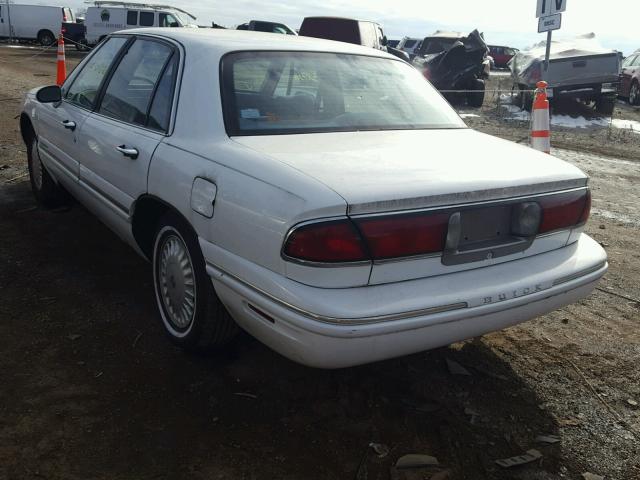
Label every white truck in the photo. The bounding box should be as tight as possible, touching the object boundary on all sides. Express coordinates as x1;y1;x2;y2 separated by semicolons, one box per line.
85;1;197;45
0;4;75;45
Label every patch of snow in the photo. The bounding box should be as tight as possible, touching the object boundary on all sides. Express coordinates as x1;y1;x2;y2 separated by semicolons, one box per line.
459;113;480;118
550;115;609;129
611;118;640;133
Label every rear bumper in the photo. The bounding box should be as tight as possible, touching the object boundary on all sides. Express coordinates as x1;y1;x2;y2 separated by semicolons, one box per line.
202;234;607;368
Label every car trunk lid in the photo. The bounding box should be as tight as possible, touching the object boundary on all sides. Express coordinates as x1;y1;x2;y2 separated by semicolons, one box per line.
233;128;587;216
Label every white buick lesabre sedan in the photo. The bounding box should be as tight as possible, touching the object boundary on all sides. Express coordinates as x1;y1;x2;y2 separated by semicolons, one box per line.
20;29;607;368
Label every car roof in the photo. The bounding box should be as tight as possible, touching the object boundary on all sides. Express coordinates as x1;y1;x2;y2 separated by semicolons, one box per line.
117;27;393;57
428;31;464;39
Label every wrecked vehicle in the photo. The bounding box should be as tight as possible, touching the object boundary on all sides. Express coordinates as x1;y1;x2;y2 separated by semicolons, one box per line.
299;16;410;62
510;33;620;114
412;30;490;108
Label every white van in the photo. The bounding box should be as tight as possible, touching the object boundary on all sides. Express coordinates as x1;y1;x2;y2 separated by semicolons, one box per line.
85;1;197;45
0;4;74;45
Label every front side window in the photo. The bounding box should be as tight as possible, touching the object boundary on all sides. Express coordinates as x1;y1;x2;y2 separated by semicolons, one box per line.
126;10;138;26
222;52;465;136
65;37;128;109
159;12;179;27
98;39;173;127
139;11;154;26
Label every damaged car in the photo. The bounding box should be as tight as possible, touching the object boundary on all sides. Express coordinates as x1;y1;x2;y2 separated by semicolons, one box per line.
412;30;491;108
21;29;606;368
510;33;620;114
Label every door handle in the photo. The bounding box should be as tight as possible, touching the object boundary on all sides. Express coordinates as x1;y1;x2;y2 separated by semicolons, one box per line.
62;120;76;131
116;145;139;159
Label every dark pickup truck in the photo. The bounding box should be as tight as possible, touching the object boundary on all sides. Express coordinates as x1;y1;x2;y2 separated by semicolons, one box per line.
61;21;87;50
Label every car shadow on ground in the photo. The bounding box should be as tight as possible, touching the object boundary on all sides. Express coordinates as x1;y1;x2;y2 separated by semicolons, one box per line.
0;182;563;480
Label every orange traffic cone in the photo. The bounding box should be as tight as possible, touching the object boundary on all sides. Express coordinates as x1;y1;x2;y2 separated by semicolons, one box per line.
531;81;551;154
56;34;67;86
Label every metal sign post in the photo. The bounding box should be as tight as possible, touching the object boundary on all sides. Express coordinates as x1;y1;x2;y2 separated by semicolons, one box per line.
536;0;567;78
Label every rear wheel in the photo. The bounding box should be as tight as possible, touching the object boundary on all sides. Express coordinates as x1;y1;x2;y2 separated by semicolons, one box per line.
595;96;615;115
27;136;65;207
629;82;639;106
466;79;485;108
152;212;239;351
37;30;55;46
518;85;533;111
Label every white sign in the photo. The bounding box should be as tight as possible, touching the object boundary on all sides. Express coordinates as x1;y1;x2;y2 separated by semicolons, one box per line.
538;13;562;33
536;0;567;18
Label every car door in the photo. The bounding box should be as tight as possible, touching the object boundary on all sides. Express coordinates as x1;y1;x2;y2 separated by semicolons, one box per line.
36;37;128;189
77;36;177;224
620;55;637;96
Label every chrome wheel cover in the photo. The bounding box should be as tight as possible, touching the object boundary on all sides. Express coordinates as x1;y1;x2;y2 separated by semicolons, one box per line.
31;140;43;190
157;232;196;331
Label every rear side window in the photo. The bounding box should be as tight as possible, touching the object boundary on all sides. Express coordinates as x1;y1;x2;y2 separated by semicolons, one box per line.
147;55;178;131
98;39;173;127
139;11;154;26
404;39;417;48
65;37;128;109
127;10;138;26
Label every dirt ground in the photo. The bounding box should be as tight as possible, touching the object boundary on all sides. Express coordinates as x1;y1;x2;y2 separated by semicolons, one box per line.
0;45;639;480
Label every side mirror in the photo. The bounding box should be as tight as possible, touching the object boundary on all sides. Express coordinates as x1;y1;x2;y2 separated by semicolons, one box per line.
381;35;388;47
36;85;62;103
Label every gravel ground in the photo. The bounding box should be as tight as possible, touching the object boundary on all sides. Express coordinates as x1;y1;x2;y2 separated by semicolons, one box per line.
0;45;639;480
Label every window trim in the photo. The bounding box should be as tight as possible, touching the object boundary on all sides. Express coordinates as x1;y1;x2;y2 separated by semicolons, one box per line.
219;49;466;138
92;35;179;134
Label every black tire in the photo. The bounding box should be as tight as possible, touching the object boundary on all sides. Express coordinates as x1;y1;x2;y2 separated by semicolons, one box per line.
595;96;615;116
37;30;55;46
518;85;533;112
629;81;640;106
27;136;64;207
152;212;239;351
466;79;485;108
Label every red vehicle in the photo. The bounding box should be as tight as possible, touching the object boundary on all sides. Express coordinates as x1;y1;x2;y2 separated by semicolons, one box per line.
488;45;518;69
619;50;640;105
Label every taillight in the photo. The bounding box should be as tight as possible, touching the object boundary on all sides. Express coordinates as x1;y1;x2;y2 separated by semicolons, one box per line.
354;213;449;260
538;190;591;234
61;26;67;34
423;67;431;80
283;220;368;263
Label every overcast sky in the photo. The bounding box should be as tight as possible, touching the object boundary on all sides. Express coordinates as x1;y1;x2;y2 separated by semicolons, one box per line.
61;0;638;55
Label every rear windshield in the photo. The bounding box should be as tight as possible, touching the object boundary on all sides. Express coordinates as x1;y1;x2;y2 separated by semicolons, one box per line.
299;18;360;44
221;51;465;136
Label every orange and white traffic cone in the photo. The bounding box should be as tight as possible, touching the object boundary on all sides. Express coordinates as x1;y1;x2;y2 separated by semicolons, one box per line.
531;81;551;154
56;34;67;86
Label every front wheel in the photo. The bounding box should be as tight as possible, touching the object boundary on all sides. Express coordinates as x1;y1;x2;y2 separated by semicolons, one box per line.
27;136;65;206
152;213;239;351
595;96;615;116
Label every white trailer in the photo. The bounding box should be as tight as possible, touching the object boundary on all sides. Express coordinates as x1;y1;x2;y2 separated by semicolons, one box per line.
0;4;74;45
85;1;197;45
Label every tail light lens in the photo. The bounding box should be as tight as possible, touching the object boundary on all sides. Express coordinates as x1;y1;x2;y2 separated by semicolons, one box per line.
283;213;449;263
283;220;368;263
538;189;591;234
354;213;449;260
